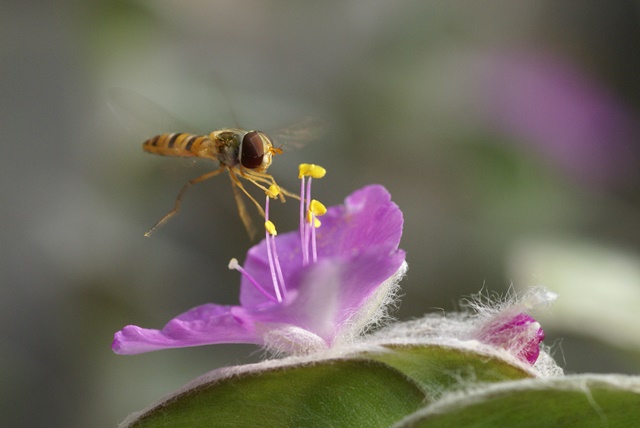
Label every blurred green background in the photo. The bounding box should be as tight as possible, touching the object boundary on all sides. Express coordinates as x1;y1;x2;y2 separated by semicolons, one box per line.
3;1;640;426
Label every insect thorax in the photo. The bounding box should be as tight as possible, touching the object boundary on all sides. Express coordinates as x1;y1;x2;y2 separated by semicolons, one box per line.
212;130;242;168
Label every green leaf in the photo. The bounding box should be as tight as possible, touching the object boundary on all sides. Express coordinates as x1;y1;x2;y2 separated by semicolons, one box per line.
393;374;640;427
121;358;426;428
364;343;534;401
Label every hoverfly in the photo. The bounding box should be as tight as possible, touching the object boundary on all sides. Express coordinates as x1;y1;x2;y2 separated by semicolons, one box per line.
108;88;320;239
142;127;297;239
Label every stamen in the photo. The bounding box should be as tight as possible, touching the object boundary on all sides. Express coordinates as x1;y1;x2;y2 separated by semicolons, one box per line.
265;220;277;235
306;213;322;227
266;184;280;199
309;199;327;216
226;165;327;305
311;212;318;263
228;258;277;303
266;220;287;297
264;192;287;296
298;163;327;179
308;199;326;263
303;176;313;265
299;176;306;263
264;195;283;302
297;164;327;267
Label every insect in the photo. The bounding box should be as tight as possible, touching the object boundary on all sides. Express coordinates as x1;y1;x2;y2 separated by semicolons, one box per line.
142;127;300;239
107;87;320;238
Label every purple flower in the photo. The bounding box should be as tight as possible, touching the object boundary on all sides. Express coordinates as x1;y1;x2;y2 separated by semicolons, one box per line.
113;168;406;356
475;312;545;365
464;287;554;365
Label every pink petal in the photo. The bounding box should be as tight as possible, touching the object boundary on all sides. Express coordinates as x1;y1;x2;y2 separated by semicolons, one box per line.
477;312;545;364
239;185;403;308
112;304;263;355
249;248;406;344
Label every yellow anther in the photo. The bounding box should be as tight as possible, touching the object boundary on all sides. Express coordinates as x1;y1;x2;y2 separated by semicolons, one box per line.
309;199;327;216
266;184;280;198
265;220;277;236
298;163;327;179
306;212;322;228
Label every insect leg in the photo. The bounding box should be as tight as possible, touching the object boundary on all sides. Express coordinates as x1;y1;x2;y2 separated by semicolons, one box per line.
227;168;266;218
240;170;285;203
244;170;299;201
228;173;257;240
144;168;225;237
235;169;271;194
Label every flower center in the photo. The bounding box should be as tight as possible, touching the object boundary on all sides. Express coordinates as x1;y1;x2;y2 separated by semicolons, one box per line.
229;164;327;303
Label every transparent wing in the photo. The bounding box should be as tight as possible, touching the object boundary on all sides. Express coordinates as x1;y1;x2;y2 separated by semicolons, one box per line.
107;87;200;136
268;116;324;150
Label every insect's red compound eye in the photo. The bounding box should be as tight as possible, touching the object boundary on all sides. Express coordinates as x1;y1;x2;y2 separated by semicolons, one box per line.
240;131;265;169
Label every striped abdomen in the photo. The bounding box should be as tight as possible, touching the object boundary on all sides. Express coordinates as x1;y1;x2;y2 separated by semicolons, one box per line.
143;133;216;159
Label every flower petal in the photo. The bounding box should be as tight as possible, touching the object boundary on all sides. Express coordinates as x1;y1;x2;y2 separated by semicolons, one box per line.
317;184;404;258
239;185;403;308
239;237;303;308
113;185;407;355
477;312;545;364
112;304;263;355
249;248;406;345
